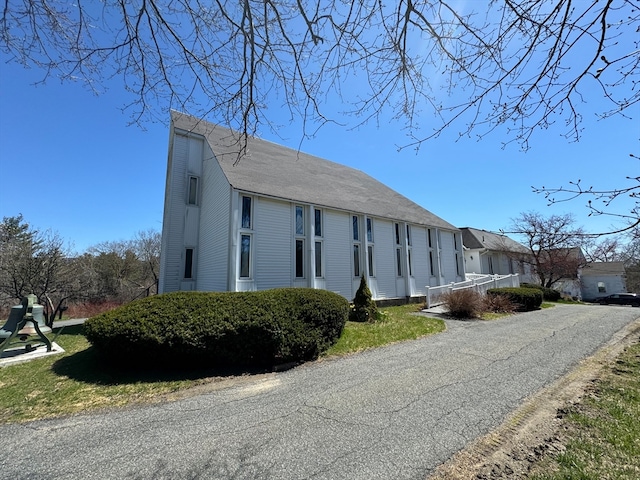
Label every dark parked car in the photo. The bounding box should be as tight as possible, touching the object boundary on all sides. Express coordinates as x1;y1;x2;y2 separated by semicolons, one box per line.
598;293;640;306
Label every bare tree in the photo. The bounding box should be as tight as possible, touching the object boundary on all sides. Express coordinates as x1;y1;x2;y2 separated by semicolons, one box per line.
2;1;637;151
583;236;623;262
507;212;588;288
132;229;161;297
0;215;79;326
86;229;161;302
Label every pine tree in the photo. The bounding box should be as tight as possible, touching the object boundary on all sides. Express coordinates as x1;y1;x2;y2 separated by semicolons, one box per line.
351;275;379;322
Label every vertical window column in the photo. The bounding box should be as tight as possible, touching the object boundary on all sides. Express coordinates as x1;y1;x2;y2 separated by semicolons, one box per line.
314;208;323;278
366;217;374;277
428;229;435;277
454;232;461;276
395;223;402;277
352;215;361;278
406;224;413;276
295;205;305;278
239;195;253;279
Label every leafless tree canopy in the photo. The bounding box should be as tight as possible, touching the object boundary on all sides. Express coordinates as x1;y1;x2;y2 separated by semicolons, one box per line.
507;211;588;287
2;0;638;148
533;155;640;236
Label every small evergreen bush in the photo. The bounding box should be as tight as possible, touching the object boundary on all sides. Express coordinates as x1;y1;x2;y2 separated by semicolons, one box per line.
439;289;483;319
487;287;542;311
83;288;349;369
351;275;379;322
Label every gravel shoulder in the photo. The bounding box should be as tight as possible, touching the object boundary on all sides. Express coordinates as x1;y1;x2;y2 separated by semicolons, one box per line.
427;314;640;480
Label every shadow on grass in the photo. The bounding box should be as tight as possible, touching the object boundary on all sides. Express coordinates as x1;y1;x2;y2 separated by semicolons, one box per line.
51;335;277;387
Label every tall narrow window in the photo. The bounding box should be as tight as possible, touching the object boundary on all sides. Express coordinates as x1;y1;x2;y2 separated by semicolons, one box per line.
240;235;251;278
395;223;400;245
241;196;252;229
353;244;361;277
315;241;322;277
487;256;494;274
184;248;194;279
455;253;460;276
353;215;361;277
428;229;433;248
367;245;374;277
408;250;413;276
396;248;402;277
366;218;373;242
429;251;435;276
296;239;304;278
296;206;304;235
352;215;359;241
406;225;411;246
188;176;198;205
314;209;322;237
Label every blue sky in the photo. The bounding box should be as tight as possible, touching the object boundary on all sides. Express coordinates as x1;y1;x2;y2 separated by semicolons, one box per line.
0;48;637;254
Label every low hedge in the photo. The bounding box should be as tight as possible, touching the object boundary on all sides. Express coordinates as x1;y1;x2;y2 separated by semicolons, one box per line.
521;283;562;301
487;287;543;311
83;288;349;369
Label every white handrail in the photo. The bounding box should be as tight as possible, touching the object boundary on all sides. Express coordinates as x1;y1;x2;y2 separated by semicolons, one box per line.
425;274;520;308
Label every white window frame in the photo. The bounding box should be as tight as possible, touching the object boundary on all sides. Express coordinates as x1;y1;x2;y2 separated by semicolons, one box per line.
238;194;254;279
183;247;195;280
187;176;199;205
239;234;252;279
353;215;362;278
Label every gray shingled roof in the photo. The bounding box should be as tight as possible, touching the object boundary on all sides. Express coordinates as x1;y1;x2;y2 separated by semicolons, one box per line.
171;112;457;230
582;261;626;276
460;227;530;254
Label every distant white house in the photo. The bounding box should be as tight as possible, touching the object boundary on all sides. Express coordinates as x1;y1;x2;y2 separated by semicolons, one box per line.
580;262;627;301
460;227;536;283
159;112;465;302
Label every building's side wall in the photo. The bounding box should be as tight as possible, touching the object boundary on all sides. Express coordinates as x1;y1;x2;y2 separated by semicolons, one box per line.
411;227;430;296
582;275;626;300
254;197;294;290
323;210;353;300
159;130;205;293
373;219;395;300
463;249;482;275
439;230;462;284
196;142;231;292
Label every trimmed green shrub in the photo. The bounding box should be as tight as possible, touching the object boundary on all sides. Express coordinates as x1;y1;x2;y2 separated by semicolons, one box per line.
439;289;484;319
83;288;349;369
487;287;543;311
521;283;562;301
351;275;379;322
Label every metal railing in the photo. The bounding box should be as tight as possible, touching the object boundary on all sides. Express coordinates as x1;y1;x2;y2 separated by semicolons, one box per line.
425;274;520;308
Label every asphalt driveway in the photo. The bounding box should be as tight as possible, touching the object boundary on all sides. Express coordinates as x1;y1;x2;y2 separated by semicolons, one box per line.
1;304;638;480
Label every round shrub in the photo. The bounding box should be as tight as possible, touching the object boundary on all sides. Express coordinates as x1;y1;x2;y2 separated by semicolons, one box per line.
521;283;562;301
439;289;483;319
83;288;349;369
487;287;543;311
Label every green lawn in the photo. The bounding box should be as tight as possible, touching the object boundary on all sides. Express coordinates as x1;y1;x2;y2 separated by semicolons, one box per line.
0;304;444;423
531;341;640;479
325;304;444;356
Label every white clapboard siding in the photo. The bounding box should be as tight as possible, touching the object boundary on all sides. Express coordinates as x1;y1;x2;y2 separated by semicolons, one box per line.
196;143;232;292
411;226;429;296
254;198;293;290
439;230;458;284
159;133;191;293
373;219;396;300
323;210;353;300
